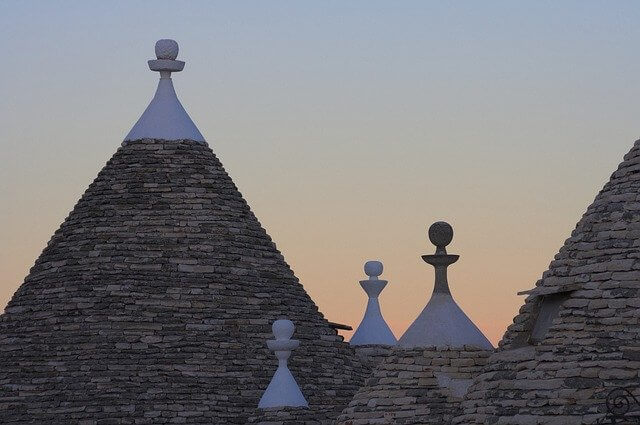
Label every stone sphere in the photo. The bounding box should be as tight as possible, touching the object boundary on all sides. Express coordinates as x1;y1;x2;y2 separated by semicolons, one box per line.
364;260;383;277
155;39;179;60
428;221;453;247
272;319;295;340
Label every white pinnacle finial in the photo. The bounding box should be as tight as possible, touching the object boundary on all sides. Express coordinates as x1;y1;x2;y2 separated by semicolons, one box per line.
123;39;205;144
258;319;308;409
349;261;397;346
148;39;184;77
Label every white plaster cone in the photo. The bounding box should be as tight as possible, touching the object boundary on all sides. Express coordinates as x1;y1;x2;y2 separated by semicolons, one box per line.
399;293;492;349
398;222;493;349
350;261;397;346
124;39;205;143
258;319;308;409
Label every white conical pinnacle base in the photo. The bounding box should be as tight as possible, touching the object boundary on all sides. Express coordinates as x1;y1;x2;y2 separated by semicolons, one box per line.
350;294;397;345
258;364;308;408
398;293;493;349
124;77;205;143
350;261;397;346
258;319;308;409
124;39;205;144
398;222;493;349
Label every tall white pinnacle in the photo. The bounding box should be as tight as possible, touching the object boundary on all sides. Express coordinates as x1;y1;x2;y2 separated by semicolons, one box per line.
124;39;205;144
258;319;308;409
349;261;397;346
398;222;493;349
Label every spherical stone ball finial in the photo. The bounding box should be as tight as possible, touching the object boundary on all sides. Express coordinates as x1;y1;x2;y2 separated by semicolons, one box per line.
272;319;295;340
428;221;454;248
155;39;179;60
364;260;383;278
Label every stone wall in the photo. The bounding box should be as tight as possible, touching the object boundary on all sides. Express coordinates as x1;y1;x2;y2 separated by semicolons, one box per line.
248;407;335;425
352;344;395;369
337;346;491;425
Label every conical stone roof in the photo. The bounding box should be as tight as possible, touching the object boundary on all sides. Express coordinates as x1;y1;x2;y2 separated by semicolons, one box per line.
455;138;640;424
0;41;367;424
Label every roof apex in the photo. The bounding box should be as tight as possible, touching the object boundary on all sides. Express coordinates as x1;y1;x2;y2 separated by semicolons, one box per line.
124;39;205;144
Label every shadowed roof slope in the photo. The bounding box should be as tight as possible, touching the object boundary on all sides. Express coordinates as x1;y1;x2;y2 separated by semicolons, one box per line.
455;138;640;424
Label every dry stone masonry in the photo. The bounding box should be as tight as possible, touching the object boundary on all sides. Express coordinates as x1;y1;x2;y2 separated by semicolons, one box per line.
248;406;336;425
455;138;640;424
337;346;491;424
352;344;397;370
0;40;369;424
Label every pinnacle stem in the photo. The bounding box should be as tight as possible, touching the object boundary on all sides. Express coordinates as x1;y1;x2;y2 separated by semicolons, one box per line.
433;264;451;295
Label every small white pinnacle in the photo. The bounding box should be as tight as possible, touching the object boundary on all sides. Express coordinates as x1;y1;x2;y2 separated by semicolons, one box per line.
258;319;308;409
364;260;383;280
123;39;205;143
350;261;397;346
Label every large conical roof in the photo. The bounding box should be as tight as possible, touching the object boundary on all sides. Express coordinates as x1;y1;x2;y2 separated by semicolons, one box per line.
456;138;640;424
0;41;367;424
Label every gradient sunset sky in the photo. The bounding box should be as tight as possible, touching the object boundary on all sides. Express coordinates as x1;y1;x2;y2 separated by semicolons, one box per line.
2;1;640;345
